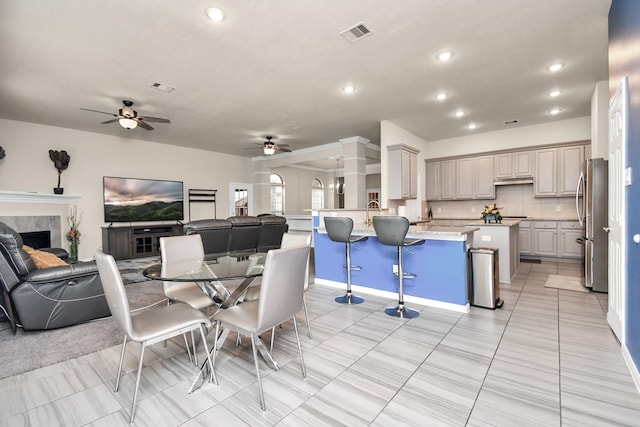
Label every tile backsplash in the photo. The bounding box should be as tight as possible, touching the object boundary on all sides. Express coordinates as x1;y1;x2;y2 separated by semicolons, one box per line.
426;185;578;220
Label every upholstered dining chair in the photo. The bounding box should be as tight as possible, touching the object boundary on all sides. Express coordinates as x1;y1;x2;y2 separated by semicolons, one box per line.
94;249;216;423
277;233;312;339
211;244;310;411
160;234;218;364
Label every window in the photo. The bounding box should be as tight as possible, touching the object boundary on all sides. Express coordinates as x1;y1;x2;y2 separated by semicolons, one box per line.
270;173;284;215
312;178;324;210
234;188;249;216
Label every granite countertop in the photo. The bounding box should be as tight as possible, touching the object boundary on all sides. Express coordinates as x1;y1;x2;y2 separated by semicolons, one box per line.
317;224;478;240
464;219;523;227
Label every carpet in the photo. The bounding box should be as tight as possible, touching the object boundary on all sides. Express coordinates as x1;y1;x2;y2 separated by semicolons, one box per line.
0;257;166;380
544;274;589;293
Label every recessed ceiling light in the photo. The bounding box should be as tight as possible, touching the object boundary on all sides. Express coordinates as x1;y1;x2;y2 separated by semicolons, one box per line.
205;8;225;21
436;92;448;101
454;110;465;118
468;123;477;130
437;51;453;61
548;63;563;72
343;85;355;94
549;90;561;97
550;108;562;115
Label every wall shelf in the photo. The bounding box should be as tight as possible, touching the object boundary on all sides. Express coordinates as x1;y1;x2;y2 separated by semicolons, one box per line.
0;190;81;204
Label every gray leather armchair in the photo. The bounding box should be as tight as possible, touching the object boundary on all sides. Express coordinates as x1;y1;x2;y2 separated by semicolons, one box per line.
0;222;110;332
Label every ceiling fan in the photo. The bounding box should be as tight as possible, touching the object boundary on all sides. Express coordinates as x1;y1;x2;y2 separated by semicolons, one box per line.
245;136;291;156
80;100;171;130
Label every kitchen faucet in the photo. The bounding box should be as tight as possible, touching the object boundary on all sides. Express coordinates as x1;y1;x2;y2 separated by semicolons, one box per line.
366;200;381;225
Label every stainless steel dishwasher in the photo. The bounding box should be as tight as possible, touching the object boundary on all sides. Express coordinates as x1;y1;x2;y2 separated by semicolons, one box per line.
469;247;503;309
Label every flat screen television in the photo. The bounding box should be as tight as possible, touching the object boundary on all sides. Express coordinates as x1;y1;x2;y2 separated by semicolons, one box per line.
103;176;184;223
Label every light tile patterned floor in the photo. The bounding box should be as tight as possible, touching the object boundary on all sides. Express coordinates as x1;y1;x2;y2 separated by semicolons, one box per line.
1;261;639;426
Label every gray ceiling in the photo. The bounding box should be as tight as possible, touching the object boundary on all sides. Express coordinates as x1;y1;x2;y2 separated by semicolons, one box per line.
0;0;610;163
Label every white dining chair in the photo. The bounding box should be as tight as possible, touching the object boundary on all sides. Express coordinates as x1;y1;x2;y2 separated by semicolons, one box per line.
95;249;216;423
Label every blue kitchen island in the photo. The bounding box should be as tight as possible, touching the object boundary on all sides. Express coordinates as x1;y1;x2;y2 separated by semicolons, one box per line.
313;212;478;313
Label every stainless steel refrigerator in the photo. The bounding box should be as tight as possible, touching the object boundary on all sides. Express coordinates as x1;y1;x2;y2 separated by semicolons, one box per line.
576;158;608;292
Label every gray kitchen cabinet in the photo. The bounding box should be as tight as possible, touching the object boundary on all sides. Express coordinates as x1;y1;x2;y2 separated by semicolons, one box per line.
534;149;558;196
558;221;585;258
518;220;532;255
534;145;585;197
456;158;474;199
495;151;533;179
425;161;441;200
440;160;456;199
533;221;558;256
388;144;419;199
475;155;496;199
558;145;585;196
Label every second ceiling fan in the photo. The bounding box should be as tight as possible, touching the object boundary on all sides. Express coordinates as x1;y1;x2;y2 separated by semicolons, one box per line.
246;136;291;156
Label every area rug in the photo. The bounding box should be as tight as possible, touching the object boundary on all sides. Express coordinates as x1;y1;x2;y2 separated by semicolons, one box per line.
0;270;167;380
544;274;589;293
117;255;160;285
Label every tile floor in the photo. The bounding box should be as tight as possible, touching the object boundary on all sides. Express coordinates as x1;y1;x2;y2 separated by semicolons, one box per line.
1;261;640;426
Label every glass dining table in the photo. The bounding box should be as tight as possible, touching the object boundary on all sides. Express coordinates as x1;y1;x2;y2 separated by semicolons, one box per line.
143;252;274;393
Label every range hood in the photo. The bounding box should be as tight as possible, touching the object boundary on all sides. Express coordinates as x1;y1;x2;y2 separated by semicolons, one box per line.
493;177;534;186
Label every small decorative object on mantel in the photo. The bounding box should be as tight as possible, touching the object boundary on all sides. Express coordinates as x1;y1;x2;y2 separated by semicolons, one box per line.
66;205;81;261
482;203;503;223
49;149;70;194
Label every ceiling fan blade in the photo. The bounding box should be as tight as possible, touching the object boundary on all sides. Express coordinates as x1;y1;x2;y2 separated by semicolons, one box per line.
276;146;292;153
101;118;120;124
244;146;262;149
137;120;154;130
276;143;290;148
140;116;171;123
80;107;116;116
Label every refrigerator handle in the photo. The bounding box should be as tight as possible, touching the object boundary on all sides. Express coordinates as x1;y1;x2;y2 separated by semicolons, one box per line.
576;171;585;227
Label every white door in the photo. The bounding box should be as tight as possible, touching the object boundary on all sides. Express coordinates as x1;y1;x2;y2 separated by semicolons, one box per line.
607;77;628;342
229;183;253;217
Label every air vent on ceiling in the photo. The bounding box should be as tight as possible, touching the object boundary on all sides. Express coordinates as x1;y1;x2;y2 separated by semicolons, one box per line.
340;22;372;43
151;82;175;93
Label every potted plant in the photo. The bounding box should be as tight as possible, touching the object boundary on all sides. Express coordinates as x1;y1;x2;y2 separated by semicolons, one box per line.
49;150;70;194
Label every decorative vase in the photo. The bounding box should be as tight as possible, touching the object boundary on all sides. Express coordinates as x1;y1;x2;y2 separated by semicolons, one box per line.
54;187;64;195
69;240;78;261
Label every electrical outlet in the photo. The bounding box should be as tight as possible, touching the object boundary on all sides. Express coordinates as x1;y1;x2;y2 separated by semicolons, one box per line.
556;205;561;212
471;207;476;213
393;264;398;274
437;208;442;213
482;235;491;242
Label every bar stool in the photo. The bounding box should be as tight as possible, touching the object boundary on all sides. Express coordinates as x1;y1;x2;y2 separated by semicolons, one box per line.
324;217;368;304
373;216;425;318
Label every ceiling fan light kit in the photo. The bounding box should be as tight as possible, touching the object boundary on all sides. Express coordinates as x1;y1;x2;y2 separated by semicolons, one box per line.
119;118;138;130
263;143;276;156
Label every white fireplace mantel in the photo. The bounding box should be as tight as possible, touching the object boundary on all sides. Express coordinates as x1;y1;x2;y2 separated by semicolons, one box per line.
0;190;81;204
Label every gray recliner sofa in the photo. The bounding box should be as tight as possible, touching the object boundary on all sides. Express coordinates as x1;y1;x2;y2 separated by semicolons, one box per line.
0;222;111;332
184;214;288;259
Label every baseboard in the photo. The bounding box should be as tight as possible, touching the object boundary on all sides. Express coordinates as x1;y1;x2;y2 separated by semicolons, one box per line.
622;344;640;395
315;278;470;313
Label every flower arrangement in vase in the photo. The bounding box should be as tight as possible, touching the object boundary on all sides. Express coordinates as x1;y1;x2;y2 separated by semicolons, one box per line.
66;205;81;260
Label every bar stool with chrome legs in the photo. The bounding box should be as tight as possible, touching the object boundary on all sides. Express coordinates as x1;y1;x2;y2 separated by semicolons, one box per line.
373;216;425;318
324;216;368;304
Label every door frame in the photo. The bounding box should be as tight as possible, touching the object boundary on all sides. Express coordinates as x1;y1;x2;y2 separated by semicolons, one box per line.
229;183;254;217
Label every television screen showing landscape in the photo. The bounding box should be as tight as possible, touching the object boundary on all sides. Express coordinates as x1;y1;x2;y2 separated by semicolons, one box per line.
103;176;184;222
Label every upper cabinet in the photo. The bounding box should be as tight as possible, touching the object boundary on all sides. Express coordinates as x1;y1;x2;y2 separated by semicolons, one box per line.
426;156;494;201
534;145;585;197
494;151;533;179
388;144;419;199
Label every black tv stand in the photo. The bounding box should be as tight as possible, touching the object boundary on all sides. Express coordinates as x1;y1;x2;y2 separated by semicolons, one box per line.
102;224;183;260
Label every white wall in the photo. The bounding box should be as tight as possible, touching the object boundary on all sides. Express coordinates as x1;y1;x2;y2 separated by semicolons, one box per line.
380;121;429;209
425;116;591;158
591;80;609;159
0;118;254;259
271;166;333;214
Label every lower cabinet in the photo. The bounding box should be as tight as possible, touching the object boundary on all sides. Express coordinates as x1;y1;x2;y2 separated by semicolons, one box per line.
519;220;584;260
